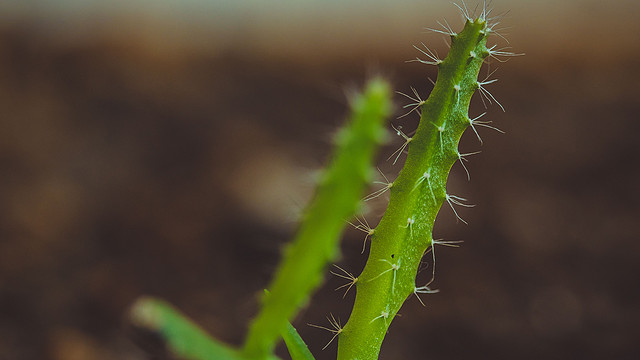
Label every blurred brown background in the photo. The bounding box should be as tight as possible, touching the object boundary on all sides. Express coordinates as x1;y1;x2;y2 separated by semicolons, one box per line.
1;0;639;359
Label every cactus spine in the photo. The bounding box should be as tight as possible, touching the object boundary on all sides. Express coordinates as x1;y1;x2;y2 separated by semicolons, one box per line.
337;14;500;360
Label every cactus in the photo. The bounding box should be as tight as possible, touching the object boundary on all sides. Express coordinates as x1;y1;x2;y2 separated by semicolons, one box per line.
130;78;392;360
335;5;517;359
130;3;518;360
242;78;391;359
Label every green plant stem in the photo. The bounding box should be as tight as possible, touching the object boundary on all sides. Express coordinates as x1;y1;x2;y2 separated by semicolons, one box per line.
242;78;392;359
337;18;491;360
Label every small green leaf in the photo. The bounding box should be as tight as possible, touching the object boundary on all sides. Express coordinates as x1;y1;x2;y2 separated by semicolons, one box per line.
130;297;279;360
282;322;315;360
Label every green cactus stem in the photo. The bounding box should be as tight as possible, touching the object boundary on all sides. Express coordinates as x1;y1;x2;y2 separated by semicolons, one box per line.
337;13;502;360
242;78;392;359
